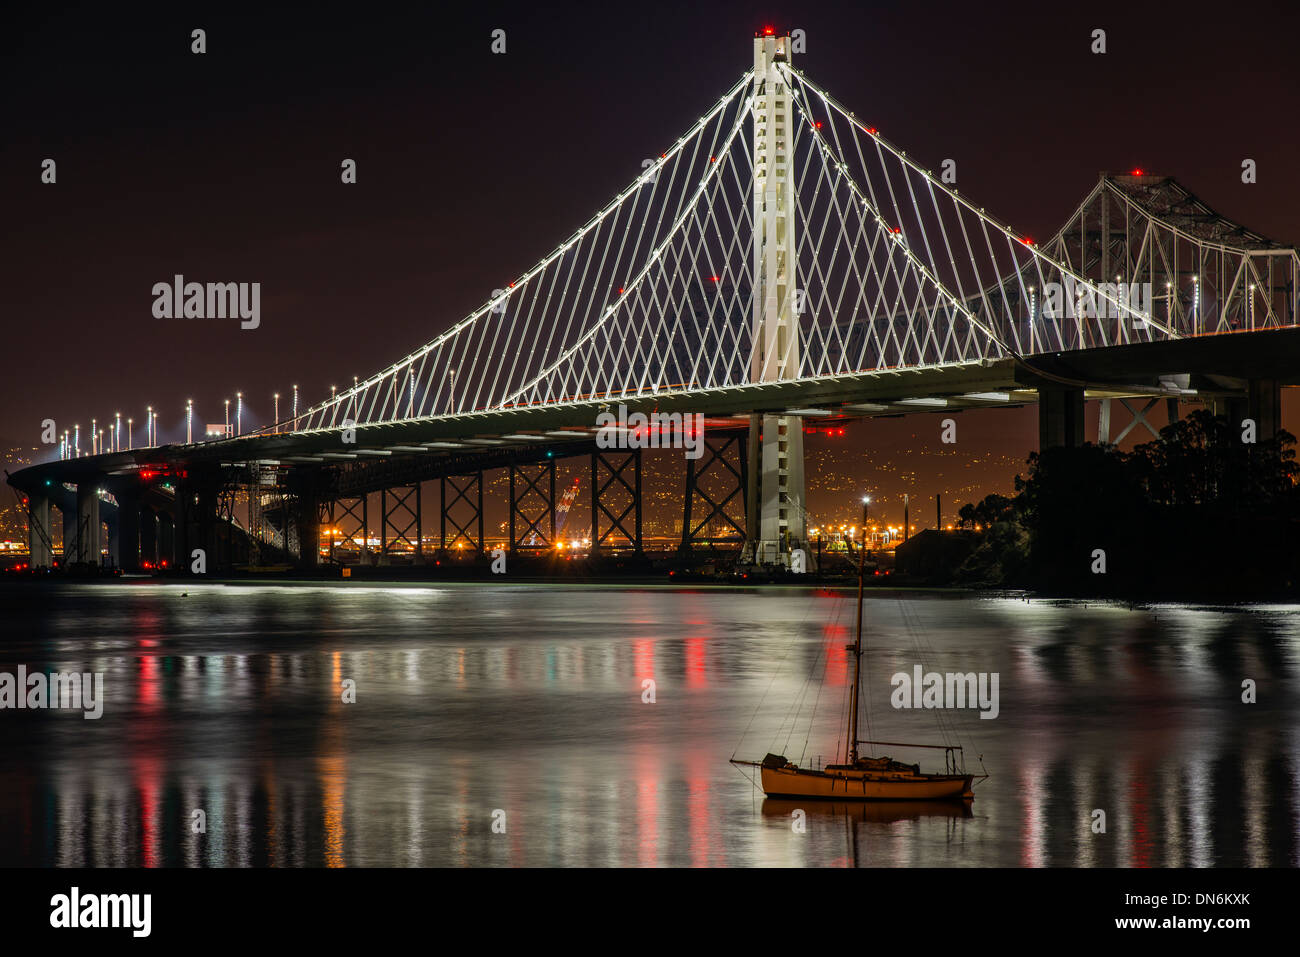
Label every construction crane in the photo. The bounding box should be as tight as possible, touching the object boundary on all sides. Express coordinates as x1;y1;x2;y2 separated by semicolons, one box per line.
527;477;581;546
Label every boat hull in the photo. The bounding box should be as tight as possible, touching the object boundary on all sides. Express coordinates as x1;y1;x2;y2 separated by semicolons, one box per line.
761;798;973;822
761;765;973;801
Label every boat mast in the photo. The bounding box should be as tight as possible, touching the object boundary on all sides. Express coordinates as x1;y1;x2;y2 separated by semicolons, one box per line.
847;495;869;765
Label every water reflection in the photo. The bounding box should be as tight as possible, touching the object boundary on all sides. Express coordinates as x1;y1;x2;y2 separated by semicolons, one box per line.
0;585;1298;866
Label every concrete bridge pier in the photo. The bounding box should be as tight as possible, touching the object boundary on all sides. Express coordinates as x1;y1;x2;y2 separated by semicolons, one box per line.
286;467;324;570
195;484;218;574
61;503;78;561
26;493;54;568
296;494;321;570
172;474;219;573
157;511;173;568
1232;378;1282;443
1038;386;1086;449
1205;378;1281;444
140;505;159;568
110;485;141;571
75;482;103;565
171;477;191;569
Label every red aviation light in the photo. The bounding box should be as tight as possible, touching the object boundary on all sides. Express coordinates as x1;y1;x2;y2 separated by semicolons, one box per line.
1021;236;1035;246
763;25;775;36
1131;167;1144;176
866;127;878;135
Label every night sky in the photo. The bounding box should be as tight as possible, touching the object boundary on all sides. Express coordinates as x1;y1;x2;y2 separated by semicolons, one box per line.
3;1;1297;490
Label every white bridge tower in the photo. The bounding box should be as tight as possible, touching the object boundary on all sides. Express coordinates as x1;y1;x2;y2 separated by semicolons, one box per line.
746;29;807;567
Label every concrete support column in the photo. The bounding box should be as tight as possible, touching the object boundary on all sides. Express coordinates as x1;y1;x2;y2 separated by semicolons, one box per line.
1038;386;1086;450
158;512;174;569
1248;378;1281;442
140;506;159;569
106;505;120;569
113;486;141;572
196;484;218;574
75;482;103;565
62;504;78;562
27;494;54;568
171;479;190;569
296;494;320;570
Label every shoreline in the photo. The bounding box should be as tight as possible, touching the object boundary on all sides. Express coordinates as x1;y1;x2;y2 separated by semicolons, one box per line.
1;575;1295;608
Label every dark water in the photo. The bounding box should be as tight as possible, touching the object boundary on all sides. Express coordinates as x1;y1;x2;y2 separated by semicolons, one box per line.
1;582;1297;867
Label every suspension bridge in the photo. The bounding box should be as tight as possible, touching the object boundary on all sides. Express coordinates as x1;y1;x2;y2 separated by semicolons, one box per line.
11;29;1300;573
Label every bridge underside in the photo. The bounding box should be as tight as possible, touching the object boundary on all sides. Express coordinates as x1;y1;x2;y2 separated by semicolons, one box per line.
18;327;1297;487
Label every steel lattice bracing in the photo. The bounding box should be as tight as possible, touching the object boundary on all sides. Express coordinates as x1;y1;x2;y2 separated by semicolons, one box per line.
1044;173;1300;336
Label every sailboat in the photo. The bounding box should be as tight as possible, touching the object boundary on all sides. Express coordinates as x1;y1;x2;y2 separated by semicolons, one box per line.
732;495;986;802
